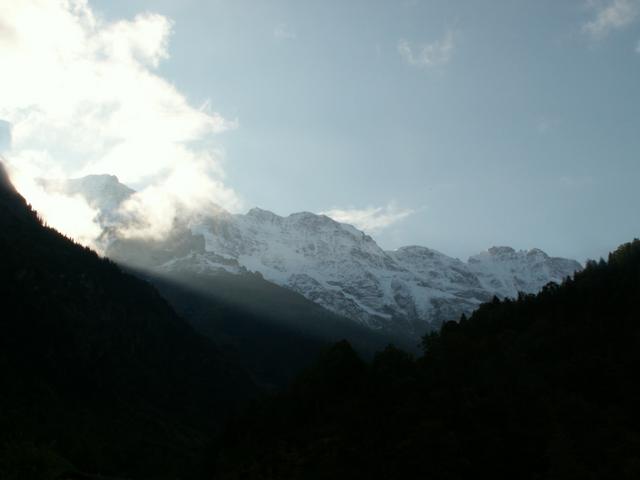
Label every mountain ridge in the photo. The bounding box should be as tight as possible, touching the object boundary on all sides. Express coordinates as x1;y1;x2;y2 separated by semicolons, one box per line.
37;173;582;338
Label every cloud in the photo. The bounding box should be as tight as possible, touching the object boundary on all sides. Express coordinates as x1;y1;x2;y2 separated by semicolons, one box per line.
8;167;102;246
398;30;455;68
321;203;414;233
117;159;241;240
274;23;296;40
0;0;241;248
583;0;639;38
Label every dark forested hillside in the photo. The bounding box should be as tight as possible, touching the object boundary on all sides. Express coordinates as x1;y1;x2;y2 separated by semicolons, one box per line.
0;164;256;479
214;239;640;480
141;270;398;388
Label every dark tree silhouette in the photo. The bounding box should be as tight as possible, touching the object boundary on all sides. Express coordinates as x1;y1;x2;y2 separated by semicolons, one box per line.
214;239;640;480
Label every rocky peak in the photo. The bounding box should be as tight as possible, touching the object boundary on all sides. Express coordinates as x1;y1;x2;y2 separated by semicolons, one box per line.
487;246;517;257
527;248;549;259
246;207;281;223
392;245;448;260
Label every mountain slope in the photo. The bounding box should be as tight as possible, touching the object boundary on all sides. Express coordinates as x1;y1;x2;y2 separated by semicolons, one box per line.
143;269;405;388
0;164;256;479
44;174;581;338
31;173;400;388
214;239;640;480
109;205;581;338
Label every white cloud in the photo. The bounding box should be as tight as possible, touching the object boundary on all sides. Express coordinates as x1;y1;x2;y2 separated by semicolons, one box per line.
0;0;241;248
117;158;241;240
398;30;455;68
274;23;296;40
8;164;103;245
321;203;414;233
583;0;639;38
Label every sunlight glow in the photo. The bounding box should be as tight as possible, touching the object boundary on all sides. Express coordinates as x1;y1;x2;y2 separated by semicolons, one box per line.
0;0;241;247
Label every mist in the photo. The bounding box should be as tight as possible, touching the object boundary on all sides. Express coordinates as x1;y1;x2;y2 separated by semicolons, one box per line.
0;0;241;249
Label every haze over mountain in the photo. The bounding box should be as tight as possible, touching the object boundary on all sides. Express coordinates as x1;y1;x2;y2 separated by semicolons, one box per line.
47;174;581;339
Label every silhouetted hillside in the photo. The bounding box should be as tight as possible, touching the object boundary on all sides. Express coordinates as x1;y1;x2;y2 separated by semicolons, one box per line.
214;239;640;480
0;164;256;479
140;270;400;388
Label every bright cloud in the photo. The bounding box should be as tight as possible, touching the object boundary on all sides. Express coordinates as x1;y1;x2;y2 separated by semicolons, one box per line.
583;0;639;38
398;30;455;68
0;0;241;248
321;203;414;233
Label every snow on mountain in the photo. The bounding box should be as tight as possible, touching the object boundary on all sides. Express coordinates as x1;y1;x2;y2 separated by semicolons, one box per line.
54;175;582;338
468;246;582;299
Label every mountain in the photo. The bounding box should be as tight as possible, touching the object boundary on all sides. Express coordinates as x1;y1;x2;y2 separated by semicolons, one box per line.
0;164;256;479
45;174;581;338
466;246;584;298
39;174;134;212
39;174;135;227
213;239;640;480
142;269;403;388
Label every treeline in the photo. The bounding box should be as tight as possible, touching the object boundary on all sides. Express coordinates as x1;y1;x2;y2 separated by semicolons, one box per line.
213;240;640;480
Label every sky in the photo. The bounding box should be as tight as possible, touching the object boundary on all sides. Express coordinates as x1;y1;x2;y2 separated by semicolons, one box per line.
1;0;639;261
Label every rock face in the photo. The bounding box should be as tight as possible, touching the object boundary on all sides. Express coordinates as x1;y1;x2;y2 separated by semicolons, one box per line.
51;175;583;338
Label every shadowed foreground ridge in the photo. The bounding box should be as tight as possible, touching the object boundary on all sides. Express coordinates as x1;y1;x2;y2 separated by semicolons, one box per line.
215;239;640;480
0;163;256;479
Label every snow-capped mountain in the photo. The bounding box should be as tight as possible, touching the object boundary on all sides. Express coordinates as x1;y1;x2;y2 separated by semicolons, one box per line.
467;246;583;299
48;174;582;338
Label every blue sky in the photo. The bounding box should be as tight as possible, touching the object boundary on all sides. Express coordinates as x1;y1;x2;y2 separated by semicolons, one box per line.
2;0;639;261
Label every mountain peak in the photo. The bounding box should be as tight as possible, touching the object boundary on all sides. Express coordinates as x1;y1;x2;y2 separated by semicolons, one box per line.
75;173;123;187
395;245;444;256
287;211;342;229
247;207;280;221
527;247;549;259
288;211;323;220
38;174;134;215
487;246;516;256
